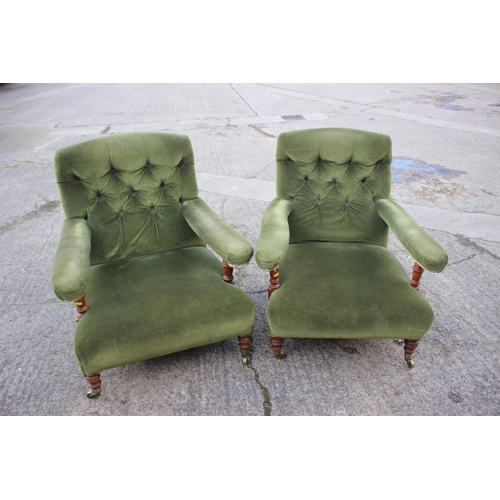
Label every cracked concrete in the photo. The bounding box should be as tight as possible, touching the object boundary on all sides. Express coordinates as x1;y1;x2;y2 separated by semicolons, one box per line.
1;83;499;416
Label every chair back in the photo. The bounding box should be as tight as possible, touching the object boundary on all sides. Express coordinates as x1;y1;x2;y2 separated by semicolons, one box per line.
276;128;392;246
55;133;203;265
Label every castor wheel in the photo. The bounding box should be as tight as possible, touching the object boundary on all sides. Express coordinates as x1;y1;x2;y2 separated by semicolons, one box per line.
406;359;415;368
87;388;101;398
273;350;287;359
240;348;250;365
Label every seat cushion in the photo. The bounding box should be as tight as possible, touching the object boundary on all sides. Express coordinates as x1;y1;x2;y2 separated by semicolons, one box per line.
74;246;255;375
267;242;434;341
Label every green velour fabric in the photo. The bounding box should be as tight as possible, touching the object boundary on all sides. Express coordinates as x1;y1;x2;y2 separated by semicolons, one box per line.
276;128;392;247
376;199;448;272
52;218;91;302
267;242;434;340
55;132;204;265
52;132;256;378
182;198;253;267
74;247;255;376
255;198;293;270
257;127;447;343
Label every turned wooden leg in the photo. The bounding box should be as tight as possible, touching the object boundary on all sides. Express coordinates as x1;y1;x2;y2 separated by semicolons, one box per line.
410;262;424;290
270;337;287;359
74;295;88;322
238;335;252;365
85;374;101;398
223;262;251;365
222;260;234;284
404;339;419;368
268;266;281;298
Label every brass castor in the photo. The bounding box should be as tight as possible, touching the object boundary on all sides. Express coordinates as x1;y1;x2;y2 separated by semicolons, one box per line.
273;350;287;359
406;358;415;368
241;348;250;365
87;387;101;398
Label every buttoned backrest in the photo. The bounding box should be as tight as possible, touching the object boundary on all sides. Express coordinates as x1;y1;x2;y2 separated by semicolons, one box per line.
276;128;392;246
55;133;204;265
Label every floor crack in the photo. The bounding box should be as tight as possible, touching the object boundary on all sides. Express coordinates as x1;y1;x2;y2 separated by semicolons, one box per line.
449;253;480;266
456;234;500;261
248;124;277;139
230;84;259;116
246;355;272;416
0;200;60;236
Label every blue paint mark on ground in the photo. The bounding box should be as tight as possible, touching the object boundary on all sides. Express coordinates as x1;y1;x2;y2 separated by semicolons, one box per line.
392;157;462;181
434;92;473;111
437;104;473;111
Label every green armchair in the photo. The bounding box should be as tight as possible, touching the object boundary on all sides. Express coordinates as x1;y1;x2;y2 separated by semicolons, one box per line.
255;128;448;366
52;132;255;397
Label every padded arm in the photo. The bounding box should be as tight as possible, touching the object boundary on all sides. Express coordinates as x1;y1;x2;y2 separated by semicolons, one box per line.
52;218;92;301
255;198;293;270
376;198;448;272
181;197;253;267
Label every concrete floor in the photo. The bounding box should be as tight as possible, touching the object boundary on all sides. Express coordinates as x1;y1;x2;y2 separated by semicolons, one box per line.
1;83;499;416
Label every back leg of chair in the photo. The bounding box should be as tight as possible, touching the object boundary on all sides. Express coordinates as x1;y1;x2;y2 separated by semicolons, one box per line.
85;374;102;398
410;262;424;289
404;339;419;368
222;260;234;284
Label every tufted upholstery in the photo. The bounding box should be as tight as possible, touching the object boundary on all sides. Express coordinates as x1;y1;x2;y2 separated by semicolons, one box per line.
277;128;391;246
256;127;448;366
55;132;203;265
52;133;255;397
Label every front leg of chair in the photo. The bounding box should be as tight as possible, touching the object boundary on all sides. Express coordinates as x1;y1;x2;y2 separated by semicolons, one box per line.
222;260;252;364
74;296;102;397
268;267;286;358
404;339;419;368
74;295;88;322
410;262;424;289
268;266;281;298
238;335;252;365
85;374;102;398
405;264;424;367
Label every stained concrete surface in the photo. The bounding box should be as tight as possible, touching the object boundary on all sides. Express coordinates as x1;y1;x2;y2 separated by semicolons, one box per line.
1;83;499;416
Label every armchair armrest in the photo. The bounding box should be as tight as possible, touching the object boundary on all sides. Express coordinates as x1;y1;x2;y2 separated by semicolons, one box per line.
52;218;92;302
181;197;253;267
255;198;293;270
376;198;448;272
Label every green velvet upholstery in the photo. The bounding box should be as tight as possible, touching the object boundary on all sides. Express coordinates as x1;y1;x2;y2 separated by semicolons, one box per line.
266;242;434;340
52;133;255;392
74;247;255;376
276;127;392;247
256;128;448;360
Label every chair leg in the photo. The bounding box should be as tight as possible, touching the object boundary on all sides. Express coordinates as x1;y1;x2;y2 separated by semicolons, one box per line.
238;335;252;365
222;260;234;284
404;339;419;368
268;266;281;298
74;295;88;322
85;374;101;398
410;262;424;290
270;337;287;359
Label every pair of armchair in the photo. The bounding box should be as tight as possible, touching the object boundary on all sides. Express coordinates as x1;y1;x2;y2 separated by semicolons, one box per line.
52;129;447;398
